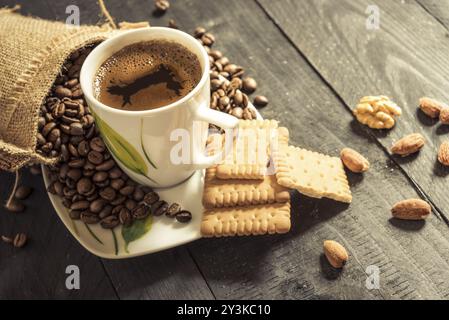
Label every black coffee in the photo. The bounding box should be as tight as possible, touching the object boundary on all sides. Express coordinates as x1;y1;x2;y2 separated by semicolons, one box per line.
94;40;202;111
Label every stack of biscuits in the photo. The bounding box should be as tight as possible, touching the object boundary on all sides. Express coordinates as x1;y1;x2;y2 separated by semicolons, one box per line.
201;120;352;238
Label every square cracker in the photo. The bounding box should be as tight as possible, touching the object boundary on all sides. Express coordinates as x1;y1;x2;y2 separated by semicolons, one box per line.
203;165;290;209
215;120;280;180
275;145;352;203
201;202;291;237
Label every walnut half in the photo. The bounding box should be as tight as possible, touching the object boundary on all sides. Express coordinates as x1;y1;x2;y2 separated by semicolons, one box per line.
353;96;402;129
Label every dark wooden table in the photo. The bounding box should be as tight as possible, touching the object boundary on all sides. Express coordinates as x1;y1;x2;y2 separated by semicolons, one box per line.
1;0;449;300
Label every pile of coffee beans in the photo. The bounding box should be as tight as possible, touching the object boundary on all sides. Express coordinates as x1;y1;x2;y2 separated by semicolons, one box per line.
35;45;191;230
193;26;269;119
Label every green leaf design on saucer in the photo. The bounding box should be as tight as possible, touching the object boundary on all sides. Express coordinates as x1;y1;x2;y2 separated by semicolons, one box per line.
122;215;153;253
92;111;157;184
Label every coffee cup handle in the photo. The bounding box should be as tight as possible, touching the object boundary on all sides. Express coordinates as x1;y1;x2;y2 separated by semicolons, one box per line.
191;106;239;169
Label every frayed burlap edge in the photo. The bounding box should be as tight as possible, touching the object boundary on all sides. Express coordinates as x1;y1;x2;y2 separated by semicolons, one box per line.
0;10;119;171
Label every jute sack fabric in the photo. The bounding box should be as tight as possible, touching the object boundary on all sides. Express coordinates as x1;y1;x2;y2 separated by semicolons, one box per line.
0;9;117;171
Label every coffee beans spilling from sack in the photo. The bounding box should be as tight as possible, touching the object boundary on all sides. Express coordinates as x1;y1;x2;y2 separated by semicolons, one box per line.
36;44;191;229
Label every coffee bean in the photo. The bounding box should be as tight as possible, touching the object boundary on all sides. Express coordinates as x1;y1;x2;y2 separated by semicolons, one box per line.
132;187;145;201
132;203;150;220
77;177;92;195
143;191;159;206
77;140;90;156
110;178;126;190
201;33;215;46
100;215;119;229
152;200;168;217
70;122;84;136
55;86;72;99
67;168;82;181
253;95;268;108
242;77;257;93
53;180;64;196
168;19;178;29
69;210;81;220
30;165;42;176
14;185;33;200
87;150;103;165
96;159;115;171
231;107;243;119
47;128;61;143
125;199;137;211
99;187;116;201
119;207;133;226
13;233;27;248
176;210;192;223
108;167;123;179
65;78;79;89
80;211;100;224
5;200;25;213
42;122;57;137
119;185;135;196
194;27;206;38
52;102;66;118
166;203;181;218
93;171;108;183
1;235;13;244
89;137;105;152
111;195;126;206
90;198;106;213
154;0;170;12
99;205;113;219
70;200;90;211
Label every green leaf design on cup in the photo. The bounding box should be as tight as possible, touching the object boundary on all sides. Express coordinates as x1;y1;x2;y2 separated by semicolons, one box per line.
92;111;157;184
122;215;153;253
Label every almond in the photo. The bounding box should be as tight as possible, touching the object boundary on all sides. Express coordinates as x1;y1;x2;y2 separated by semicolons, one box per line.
440;107;449;125
391;199;431;220
323;240;349;268
340;148;369;173
391;133;425;156
419;97;443;119
438;141;449;166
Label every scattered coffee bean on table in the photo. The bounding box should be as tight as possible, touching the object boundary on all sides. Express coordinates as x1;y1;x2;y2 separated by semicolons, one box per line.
5;200;25;213
14;185;33;200
154;0;170;13
1;235;13;244
13;233;27;248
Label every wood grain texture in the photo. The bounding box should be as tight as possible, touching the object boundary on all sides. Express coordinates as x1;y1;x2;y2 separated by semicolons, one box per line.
153;0;449;299
1;0;449;300
0;170;118;299
256;0;449;299
417;0;449;30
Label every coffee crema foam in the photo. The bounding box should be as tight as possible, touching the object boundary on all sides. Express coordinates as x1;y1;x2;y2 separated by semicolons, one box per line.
94;40;202;111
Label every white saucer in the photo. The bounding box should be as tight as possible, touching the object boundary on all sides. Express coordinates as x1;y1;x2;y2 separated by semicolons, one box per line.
43;105;262;259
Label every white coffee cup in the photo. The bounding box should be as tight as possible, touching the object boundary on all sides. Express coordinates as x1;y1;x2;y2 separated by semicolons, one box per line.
80;27;238;188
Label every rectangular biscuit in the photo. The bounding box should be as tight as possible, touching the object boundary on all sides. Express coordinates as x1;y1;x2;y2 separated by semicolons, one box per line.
275;145;352;203
201;202;291;237
215;120;287;180
203;165;290;209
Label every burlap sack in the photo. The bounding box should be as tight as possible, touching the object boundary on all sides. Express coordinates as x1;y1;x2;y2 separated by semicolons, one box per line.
0;8;117;171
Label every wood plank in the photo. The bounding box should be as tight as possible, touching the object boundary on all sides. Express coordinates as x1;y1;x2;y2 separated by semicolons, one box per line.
170;0;449;299
255;0;449;299
0;170;119;299
0;0;213;300
417;0;449;30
